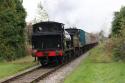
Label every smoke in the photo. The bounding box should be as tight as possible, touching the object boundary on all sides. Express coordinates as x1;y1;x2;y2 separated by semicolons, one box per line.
40;0;125;36
23;0;125;36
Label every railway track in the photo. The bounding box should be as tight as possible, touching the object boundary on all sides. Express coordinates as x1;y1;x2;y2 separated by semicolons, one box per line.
0;64;62;83
0;55;80;83
0;55;89;83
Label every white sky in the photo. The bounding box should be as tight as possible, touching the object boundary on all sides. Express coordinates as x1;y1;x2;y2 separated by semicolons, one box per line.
23;0;125;36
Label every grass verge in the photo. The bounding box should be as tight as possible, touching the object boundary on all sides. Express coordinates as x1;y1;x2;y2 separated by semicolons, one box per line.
64;43;125;83
0;55;37;79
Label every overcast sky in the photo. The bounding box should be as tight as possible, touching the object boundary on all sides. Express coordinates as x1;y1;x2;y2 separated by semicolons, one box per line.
23;0;125;36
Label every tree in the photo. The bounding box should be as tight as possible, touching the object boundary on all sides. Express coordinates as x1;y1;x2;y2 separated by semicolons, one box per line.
112;7;125;37
0;0;26;61
26;22;32;43
32;2;49;24
111;6;125;61
99;30;105;42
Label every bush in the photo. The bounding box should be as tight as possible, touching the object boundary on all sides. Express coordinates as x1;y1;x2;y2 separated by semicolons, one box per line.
113;40;125;61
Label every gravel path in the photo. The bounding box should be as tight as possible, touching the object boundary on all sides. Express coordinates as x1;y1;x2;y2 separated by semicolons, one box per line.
38;52;89;83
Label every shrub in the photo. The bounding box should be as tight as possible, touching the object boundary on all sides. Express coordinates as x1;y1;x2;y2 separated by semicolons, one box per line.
112;40;125;61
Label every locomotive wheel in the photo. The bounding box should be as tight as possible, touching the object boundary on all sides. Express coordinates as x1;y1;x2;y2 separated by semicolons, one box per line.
68;52;71;61
65;54;68;62
40;60;48;66
60;56;65;64
75;51;78;57
65;55;68;62
57;56;64;64
67;53;69;61
71;51;74;60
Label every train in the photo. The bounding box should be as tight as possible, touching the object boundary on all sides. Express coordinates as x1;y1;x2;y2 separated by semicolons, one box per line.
31;21;98;66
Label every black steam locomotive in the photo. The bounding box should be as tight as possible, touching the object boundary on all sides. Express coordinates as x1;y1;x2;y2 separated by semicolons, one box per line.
31;21;98;66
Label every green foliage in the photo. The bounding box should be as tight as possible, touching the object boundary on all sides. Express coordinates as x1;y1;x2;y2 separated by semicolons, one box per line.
0;0;26;61
88;43;112;63
112;7;125;37
111;6;125;61
112;38;125;61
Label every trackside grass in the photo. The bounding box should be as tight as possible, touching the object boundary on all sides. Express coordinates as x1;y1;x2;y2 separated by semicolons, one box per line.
0;55;37;79
64;44;125;83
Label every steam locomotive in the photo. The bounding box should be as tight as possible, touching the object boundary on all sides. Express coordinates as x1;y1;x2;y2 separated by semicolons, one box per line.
31;21;98;66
